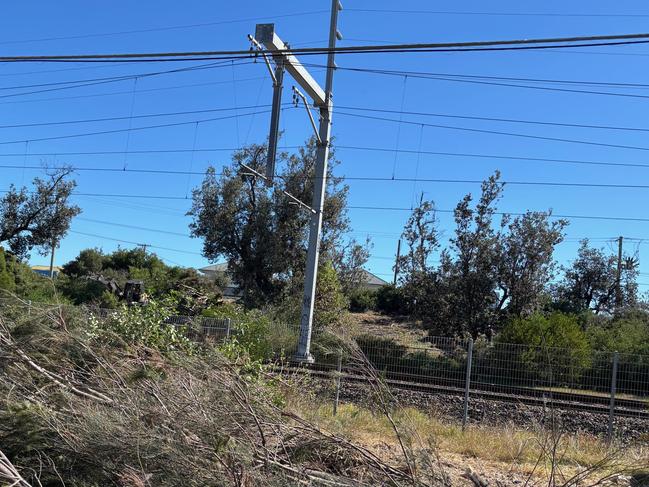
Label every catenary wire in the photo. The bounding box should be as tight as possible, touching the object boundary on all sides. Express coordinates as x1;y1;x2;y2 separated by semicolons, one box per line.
6;163;649;190
4;32;649;62
335;111;649;153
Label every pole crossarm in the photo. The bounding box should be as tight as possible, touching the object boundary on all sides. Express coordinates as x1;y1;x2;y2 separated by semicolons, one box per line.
255;24;326;106
238;162;316;214
247;34;278;85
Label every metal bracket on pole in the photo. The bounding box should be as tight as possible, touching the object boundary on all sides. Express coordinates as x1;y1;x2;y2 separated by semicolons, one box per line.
248;34;277;85
292;86;321;144
238;162;315;214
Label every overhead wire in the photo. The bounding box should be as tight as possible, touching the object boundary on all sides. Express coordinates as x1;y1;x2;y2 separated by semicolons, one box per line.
345;8;649;18
4;32;649;63
1;10;329;46
335;111;649;153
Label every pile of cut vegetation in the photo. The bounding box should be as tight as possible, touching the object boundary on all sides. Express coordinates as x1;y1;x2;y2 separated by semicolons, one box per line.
0;297;441;486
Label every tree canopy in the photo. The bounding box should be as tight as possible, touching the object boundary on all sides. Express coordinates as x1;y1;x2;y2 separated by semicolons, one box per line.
0;167;80;259
188;138;368;307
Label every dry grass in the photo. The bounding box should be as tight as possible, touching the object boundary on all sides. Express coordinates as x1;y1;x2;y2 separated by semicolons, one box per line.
288;395;649;485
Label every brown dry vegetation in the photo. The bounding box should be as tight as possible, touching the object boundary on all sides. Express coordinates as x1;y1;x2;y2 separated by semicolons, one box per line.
1;300;648;486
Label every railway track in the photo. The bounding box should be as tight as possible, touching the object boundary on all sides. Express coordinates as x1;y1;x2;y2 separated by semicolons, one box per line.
278;363;649;419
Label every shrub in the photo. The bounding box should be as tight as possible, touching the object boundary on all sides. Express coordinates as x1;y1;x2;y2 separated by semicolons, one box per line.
203;303;297;362
348;288;376;312
498;312;592;384
375;284;407;314
0;247;15;292
89;300;193;353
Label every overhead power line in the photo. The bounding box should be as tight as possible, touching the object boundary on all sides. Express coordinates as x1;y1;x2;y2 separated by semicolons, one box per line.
311;63;649;90
0;109;272;146
336;111;649;153
6;163;649;191
0;103;276;129
0;59;253;100
0;10;329;46
4;189;649;224
346;8;649;18
2;144;649;171
317;64;649;99
70;230;202;256
339;105;649;133
3;32;649;62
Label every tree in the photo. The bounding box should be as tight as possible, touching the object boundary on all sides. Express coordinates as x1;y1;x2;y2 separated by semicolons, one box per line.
444;173;504;337
395;172;567;337
397;195;439;278
62;248;105;277
555;239;638;314
496;211;567;317
188;139;366;307
0;167;80;259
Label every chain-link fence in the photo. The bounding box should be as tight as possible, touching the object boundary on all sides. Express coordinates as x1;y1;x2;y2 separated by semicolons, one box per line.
2;297;648;440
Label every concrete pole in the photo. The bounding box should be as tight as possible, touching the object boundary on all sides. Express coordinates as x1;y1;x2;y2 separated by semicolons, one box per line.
393;239;401;285
462;338;474;431
49;238;56;279
294;0;341;363
615;236;623;308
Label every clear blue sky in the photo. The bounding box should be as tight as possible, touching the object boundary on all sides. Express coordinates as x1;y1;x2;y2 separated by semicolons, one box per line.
3;0;649;288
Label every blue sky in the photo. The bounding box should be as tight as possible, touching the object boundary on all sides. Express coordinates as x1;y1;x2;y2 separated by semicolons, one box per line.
3;0;649;288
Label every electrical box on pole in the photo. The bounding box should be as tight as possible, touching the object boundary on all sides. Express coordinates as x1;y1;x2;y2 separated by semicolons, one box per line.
253;0;342;363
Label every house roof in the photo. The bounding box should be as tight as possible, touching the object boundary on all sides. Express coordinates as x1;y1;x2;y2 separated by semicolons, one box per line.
199;263;228;273
360;269;389;286
31;265;63;272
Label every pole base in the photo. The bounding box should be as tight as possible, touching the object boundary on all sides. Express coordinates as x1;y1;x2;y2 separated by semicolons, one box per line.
292;353;315;364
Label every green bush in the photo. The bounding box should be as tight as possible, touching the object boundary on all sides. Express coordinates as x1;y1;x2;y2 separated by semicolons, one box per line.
375;284;407;314
348;287;376;312
88;300;193;353
0;247;15;292
203;303;297;362
498;312;592;384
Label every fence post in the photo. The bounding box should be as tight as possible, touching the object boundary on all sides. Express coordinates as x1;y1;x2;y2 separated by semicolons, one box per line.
225;318;231;339
27;300;31;316
462;338;474;431
333;349;342;416
607;351;619;444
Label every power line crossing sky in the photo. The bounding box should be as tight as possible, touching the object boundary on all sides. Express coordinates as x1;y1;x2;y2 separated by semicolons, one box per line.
2;0;649;285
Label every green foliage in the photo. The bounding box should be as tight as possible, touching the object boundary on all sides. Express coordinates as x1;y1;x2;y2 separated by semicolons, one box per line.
554;239;638;314
375;284;407;314
0;167;80;259
59;247;220;309
188;139;366;308
586;310;649;356
0;246;15;292
395;173;567;337
313;261;348;328
348;287;377;312
89;300;193;353
203;303;296;362
498;312;592;383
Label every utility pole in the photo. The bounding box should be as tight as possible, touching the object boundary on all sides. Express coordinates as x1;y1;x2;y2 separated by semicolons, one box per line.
48;238;56;279
253;0;342;363
393;239;401;285
615;236;623;307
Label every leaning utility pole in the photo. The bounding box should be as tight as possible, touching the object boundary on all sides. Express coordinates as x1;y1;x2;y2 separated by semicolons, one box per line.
253;0;342;363
615;236;623;307
49;238;56;279
393;239;401;285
